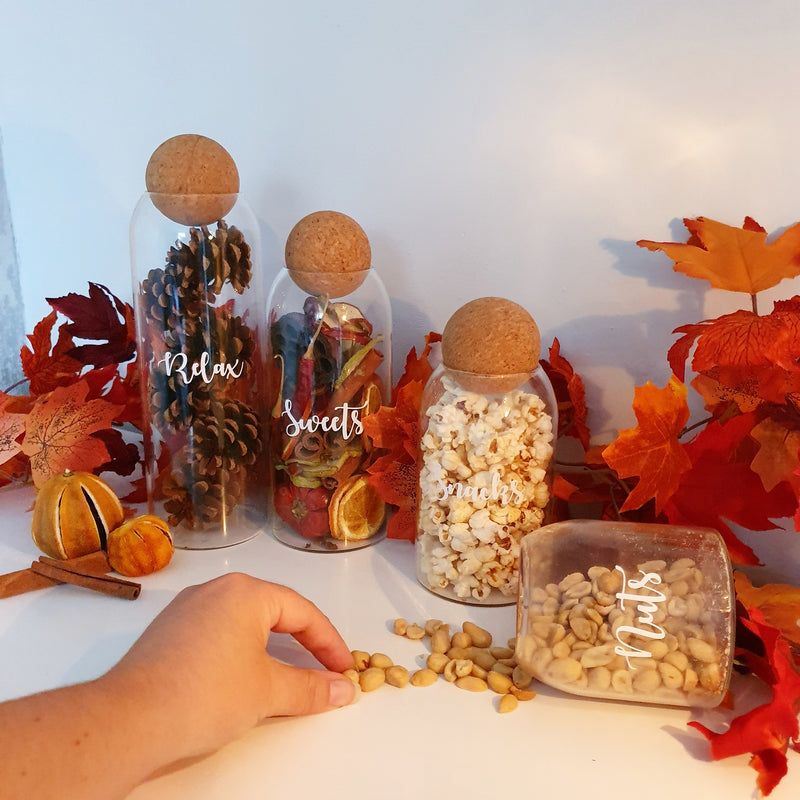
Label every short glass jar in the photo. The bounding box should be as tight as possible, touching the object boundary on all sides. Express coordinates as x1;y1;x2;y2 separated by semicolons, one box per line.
130;192;269;549
415;365;557;604
266;267;391;551
515;519;735;707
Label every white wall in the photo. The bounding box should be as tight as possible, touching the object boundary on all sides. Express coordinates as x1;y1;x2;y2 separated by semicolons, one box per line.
2;0;799;438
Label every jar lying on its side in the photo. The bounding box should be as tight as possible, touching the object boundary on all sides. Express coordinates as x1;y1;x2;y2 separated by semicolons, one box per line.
515;519;735;707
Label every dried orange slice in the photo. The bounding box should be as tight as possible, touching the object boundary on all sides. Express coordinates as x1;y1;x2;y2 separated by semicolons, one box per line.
329;475;385;542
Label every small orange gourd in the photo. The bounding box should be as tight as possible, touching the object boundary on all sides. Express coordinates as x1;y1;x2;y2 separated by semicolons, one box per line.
32;471;125;559
107;515;174;577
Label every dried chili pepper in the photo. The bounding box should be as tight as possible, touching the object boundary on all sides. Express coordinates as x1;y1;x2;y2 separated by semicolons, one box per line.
273;483;330;538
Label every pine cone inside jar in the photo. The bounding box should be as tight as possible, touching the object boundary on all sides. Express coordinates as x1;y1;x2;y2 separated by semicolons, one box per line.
149;370;215;429
146;306;256;431
140;221;252;338
196;306;256;368
162;461;248;527
191;398;263;476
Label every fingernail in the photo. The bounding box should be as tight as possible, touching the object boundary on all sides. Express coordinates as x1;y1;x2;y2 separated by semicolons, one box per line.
329;678;359;708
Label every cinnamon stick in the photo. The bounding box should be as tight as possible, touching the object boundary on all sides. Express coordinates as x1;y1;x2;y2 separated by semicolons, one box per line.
0;551;111;599
30;557;141;600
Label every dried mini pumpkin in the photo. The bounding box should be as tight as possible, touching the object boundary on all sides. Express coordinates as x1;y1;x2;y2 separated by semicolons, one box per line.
32;470;125;559
107;515;174;577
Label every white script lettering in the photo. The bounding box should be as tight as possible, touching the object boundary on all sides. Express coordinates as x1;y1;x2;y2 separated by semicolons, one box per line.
160;351;245;385
282;398;366;440
435;470;524;505
613;565;667;669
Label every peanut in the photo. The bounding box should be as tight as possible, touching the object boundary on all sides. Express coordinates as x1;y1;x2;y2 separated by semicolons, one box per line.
424;619;444;636
463;621;492;648
385;665;410;688
359;667;386;692
487;670;513;694
369;652;393;670
343;668;359;685
430;625;451;654
405;623;426;640
426;652;449;674
455;675;488;692
410;668;438;687
351;650;370;671
392;618;408;636
498;693;519;713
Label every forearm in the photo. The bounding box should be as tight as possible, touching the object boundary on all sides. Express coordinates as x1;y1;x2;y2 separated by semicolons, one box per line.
0;671;178;800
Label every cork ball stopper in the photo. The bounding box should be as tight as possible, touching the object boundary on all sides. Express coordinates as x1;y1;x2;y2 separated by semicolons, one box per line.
145;134;239;225
441;297;541;393
285;210;371;298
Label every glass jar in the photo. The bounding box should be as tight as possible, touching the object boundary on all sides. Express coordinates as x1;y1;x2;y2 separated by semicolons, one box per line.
415;364;557;604
515;519;735;707
130;192;269;548
266;267;391;551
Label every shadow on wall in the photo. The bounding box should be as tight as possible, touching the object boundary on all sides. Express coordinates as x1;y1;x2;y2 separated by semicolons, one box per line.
0;132;25;391
545;233;709;437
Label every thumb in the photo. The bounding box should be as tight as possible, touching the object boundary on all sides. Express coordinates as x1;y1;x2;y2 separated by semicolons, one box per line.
263;661;359;717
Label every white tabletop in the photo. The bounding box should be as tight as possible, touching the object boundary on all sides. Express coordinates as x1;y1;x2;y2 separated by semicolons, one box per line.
1;485;798;800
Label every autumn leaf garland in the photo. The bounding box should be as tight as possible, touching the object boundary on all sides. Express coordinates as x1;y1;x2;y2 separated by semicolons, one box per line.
0;283;140;488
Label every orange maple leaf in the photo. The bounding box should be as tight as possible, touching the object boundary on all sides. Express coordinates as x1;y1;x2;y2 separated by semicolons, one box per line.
750;418;800;493
602;377;691;513
638;216;800;294
19;310;83;396
735;572;800;648
21;380;122;487
0;395;27;467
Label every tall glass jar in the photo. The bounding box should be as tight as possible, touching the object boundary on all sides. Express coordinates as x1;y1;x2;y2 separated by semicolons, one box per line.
266;267;392;551
130;192;268;548
416;363;557;604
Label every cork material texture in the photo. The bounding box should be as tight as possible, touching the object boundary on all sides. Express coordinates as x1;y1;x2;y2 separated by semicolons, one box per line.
285;210;371;297
441;297;540;392
145;134;239;225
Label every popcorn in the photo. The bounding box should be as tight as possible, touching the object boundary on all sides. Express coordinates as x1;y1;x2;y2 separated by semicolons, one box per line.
417;374;554;603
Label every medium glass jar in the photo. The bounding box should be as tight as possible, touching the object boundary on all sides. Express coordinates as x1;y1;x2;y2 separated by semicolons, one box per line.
416;364;557;604
515;519;735;707
266;267;391;551
130;192;268;548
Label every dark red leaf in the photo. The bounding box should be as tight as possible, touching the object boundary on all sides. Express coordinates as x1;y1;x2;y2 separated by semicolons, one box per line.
47;283;136;368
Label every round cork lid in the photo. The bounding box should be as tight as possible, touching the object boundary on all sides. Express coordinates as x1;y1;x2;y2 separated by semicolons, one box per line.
441;297;541;393
145;134;239;226
285;210;371;298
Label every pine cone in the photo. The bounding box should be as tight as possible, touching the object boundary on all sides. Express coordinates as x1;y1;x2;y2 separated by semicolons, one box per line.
145;305;256;431
191;398;263;476
149;371;215;429
194;306;256;369
140;221;252;337
162;462;248;528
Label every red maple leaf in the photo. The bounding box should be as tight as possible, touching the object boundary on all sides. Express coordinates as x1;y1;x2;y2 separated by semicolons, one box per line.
47;282;137;369
541;337;591;450
669;303;800;382
689;607;800;796
21;380;123;486
19;310;82;396
663;414;797;565
602;377;692;513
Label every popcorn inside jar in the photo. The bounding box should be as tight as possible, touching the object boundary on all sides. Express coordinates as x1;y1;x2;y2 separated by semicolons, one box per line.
515;520;735;707
415;297;557;605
